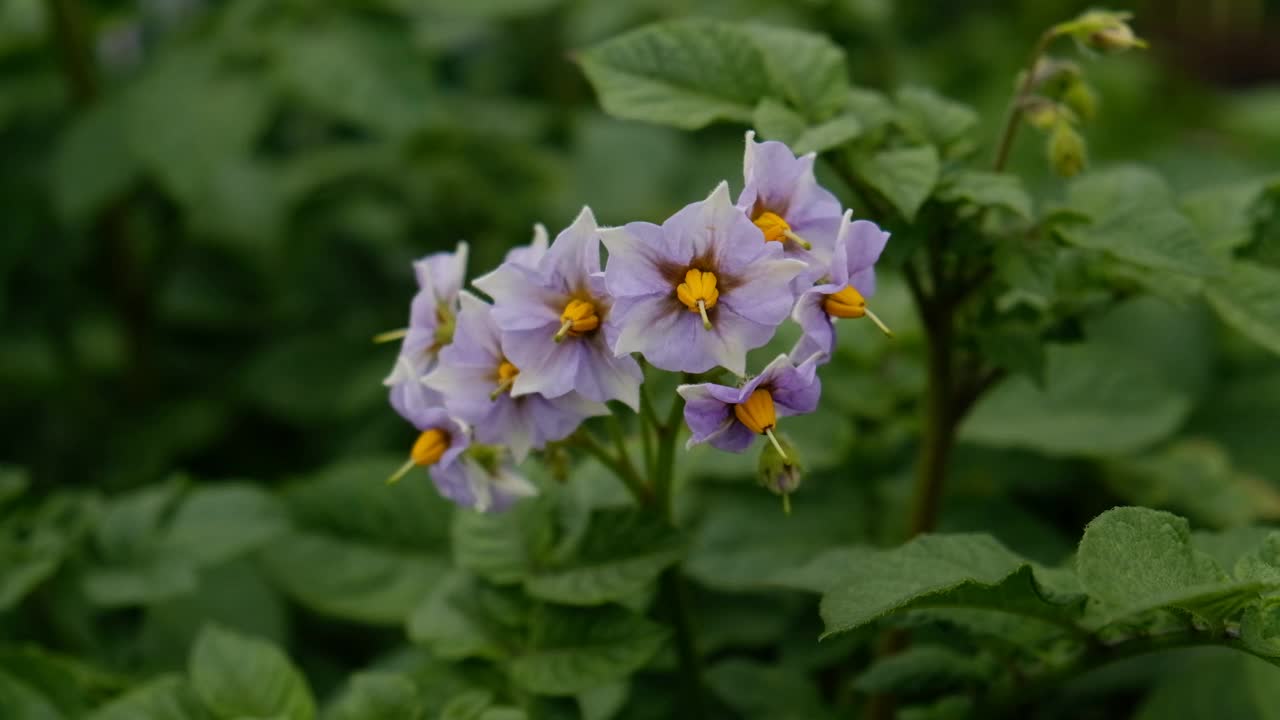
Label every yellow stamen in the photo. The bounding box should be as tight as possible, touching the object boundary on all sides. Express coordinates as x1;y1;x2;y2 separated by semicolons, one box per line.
823;285;893;337
733;388;777;436
411;428;450;466
555;298;600;342
492;360;519;399
753;211;812;249
387;428;451;485
373;328;408;344
676;269;718;331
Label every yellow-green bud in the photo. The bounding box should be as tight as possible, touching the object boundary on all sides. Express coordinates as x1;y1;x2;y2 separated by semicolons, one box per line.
1054;10;1148;53
757;434;802;513
1048;120;1087;178
1062;78;1098;123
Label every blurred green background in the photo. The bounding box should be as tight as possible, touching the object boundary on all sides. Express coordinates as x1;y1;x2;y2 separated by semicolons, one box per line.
2;0;1280;714
4;0;1277;493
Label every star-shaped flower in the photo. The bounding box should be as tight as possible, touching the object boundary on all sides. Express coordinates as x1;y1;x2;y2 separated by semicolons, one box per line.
792;210;892;361
737;131;845;284
677;353;823;454
474;207;643;409
424;291;608;461
601;182;807;375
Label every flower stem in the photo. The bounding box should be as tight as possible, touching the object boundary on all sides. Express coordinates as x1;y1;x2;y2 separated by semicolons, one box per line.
571;429;649;505
992;28;1060;172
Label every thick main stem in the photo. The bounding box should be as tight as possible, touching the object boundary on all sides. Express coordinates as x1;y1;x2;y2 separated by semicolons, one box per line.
909;310;955;536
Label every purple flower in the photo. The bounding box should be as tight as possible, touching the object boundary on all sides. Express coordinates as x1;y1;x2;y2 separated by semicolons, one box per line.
677;353;823;454
737;131;845;283
601;182;807;375
385;355;446;427
436;454;538;514
424;291;608;461
791;210;892;361
474;207;643;409
387;242;468;379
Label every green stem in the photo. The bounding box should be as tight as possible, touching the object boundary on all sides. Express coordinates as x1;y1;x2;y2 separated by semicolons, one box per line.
652;392;684;519
571;430;650;506
992;28;1059;172
658;567;705;716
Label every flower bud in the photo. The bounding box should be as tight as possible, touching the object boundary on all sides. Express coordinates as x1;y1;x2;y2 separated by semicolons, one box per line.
1056;10;1148;53
757;433;802;513
1062;78;1098;123
1048;120;1087;178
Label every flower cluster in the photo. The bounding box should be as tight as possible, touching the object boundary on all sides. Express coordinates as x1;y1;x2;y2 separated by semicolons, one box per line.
384;132;889;511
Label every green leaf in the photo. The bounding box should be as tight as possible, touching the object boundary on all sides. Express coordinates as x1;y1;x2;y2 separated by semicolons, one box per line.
87;676;212;720
1;493;96;611
163;484;289;566
327;672;422;720
937;170;1032;220
1102;440;1280;529
125;48;270;206
1181;178;1271;254
777;534;1083;638
962;339;1191;456
50;93;140;223
451;496;553;585
1057;166;1221;278
751;99;806;145
0;668;62;720
261;531;448;625
853;646;991;696
525;509;684;606
894;87;979;153
189;625;315;720
407;572;506;661
1076;507;1265;626
272;21;431;135
1135;650;1280;720
578;19;846;130
509;605;667;696
1205;260;1280;357
705;659;833;720
852;146;940;221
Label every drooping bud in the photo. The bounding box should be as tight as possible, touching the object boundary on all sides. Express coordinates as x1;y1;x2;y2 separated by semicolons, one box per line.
1048;119;1087;178
1062;78;1098;123
1056;10;1148;53
757;433;802;514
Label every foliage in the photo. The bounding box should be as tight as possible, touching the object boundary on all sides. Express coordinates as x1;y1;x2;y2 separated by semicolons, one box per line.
3;1;1280;719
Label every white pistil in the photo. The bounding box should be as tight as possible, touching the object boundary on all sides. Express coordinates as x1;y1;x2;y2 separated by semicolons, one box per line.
697;299;712;331
782;229;813;250
386;457;415;485
863;307;894;337
373;328;408;344
764;427;788;459
554;319;573;343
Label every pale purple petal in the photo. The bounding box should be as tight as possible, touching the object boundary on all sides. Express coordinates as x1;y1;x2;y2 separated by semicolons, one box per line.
601;222;679;298
738;131;842;229
717;256;807;326
542;206;602;292
474;264;562;331
790;283;841;361
844;219;891;281
385;356;444;427
413;241;469;306
505;326;579;399
771;353;823;416
504;223;550;268
705;422;757;453
677;383;734;444
572;336;642;409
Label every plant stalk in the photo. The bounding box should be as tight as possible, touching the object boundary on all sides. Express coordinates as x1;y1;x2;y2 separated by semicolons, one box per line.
992;28;1059;172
